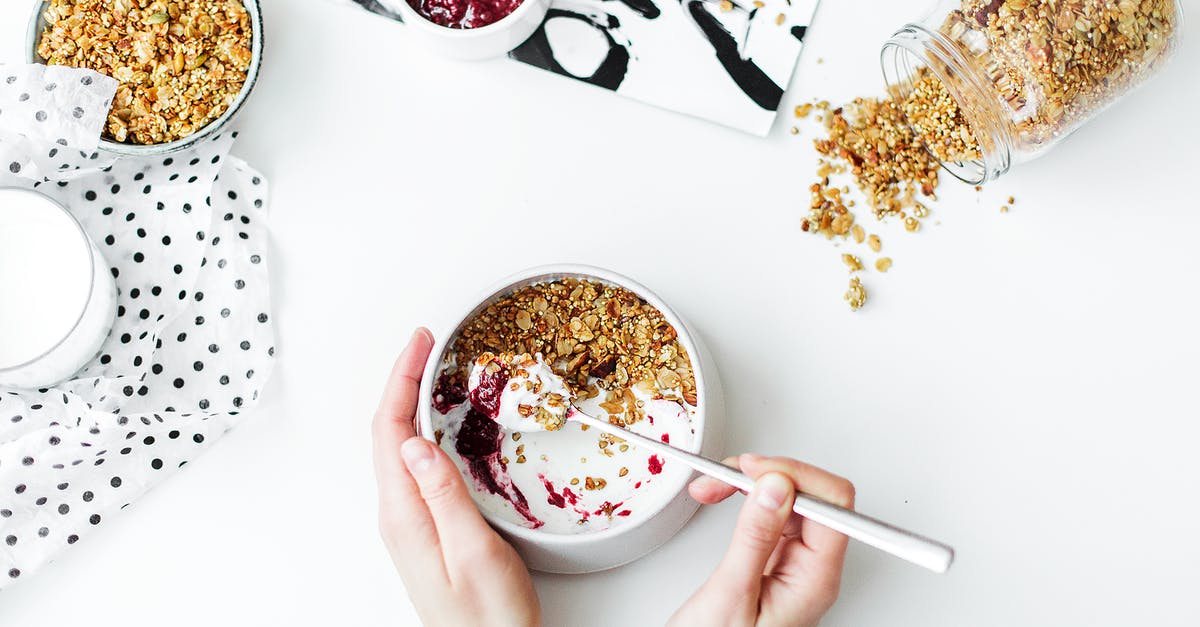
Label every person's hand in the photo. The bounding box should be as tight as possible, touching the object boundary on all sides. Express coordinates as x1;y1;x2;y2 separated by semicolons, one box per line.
669;455;855;627
372;328;541;627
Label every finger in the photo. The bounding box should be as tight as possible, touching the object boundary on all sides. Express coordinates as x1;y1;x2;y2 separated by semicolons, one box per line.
373;328;435;518
710;472;796;595
689;478;739;504
739;455;854;558
371;329;443;579
688;456;743;503
401;437;501;576
375;327;435;440
373;328;435;501
739;455;855;509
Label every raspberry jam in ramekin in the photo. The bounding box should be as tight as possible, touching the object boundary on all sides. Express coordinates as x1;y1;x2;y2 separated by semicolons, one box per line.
406;0;524;28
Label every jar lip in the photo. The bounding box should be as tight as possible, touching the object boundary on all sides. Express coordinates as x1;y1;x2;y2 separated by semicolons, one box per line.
880;25;1011;186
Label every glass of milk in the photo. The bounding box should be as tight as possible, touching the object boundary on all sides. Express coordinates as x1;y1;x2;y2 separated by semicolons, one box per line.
0;187;117;389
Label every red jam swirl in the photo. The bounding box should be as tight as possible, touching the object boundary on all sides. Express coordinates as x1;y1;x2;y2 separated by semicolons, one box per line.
407;0;524;29
436;370;542;528
432;372;468;415
467;362;508;421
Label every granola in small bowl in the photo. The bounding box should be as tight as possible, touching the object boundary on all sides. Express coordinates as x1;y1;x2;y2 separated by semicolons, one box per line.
34;0;257;148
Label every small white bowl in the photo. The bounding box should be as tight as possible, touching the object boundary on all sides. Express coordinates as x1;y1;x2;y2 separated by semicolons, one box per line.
396;0;549;61
417;264;726;573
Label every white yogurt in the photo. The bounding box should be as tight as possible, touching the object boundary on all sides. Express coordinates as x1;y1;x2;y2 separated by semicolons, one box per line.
0;188;116;388
469;353;572;432
434;356;697;534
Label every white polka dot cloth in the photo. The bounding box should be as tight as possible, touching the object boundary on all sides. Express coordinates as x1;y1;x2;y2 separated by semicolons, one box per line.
0;63;276;588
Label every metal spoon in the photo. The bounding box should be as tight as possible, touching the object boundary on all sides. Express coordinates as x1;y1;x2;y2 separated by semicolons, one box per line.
563;407;954;573
471;353;955;573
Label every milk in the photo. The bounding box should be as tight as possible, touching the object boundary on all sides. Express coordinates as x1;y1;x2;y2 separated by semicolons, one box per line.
0;188;116;388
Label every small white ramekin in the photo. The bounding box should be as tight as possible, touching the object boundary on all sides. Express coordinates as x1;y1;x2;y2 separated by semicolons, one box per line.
395;0;549;61
417;264;725;574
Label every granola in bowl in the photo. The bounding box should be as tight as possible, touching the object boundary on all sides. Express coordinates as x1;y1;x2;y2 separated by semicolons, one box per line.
35;0;255;146
428;278;701;534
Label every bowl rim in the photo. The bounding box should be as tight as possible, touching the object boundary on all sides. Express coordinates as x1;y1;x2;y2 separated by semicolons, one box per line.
395;0;547;39
417;263;708;547
25;0;264;156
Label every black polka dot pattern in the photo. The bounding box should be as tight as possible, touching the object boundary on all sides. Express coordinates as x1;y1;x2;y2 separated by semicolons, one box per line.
0;64;117;179
0;64;273;587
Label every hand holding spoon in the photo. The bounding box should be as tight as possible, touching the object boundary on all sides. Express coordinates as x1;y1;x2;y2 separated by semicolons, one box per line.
469;352;955;573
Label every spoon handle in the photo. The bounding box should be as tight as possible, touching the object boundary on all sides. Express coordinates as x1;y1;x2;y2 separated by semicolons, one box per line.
567;410;955;573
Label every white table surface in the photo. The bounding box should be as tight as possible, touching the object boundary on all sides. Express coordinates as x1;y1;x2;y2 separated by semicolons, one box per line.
3;0;1199;624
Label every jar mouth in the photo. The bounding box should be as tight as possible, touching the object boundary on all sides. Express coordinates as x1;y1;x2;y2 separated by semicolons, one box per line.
881;25;1010;186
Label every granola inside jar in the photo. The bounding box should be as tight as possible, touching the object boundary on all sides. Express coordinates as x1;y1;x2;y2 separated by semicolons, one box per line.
881;0;1183;183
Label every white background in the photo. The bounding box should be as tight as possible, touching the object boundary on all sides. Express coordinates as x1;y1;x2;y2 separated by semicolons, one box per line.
2;0;1199;625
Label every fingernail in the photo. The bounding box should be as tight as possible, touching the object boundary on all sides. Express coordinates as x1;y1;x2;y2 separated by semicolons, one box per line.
401;438;434;474
413;327;433;344
754;473;792;511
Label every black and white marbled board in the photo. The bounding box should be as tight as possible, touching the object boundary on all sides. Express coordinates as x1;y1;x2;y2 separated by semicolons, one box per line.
343;0;820;136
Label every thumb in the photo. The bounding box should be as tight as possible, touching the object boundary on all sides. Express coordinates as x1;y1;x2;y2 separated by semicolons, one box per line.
401;437;498;567
711;472;796;594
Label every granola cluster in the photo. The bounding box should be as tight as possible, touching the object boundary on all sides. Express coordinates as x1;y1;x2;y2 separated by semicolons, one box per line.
444;279;697;429
844;277;867;312
37;0;254;145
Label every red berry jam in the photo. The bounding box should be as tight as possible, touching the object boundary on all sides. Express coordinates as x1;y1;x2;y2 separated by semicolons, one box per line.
468;362;509;420
407;0;524;29
431;372;468;415
455;407;502;459
455;407;542;528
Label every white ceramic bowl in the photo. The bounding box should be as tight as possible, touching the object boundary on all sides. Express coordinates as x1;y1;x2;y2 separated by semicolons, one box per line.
396;0;549;61
418;264;725;573
26;0;264;156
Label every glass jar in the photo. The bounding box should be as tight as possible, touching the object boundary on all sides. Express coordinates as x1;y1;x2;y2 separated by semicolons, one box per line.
0;187;116;389
881;0;1183;184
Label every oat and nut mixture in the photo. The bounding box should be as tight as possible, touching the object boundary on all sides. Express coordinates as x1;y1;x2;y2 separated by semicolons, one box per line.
945;0;1179;149
798;89;947;311
901;69;981;164
37;0;254;145
793;0;1177;311
806;94;941;230
444;279;697;429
